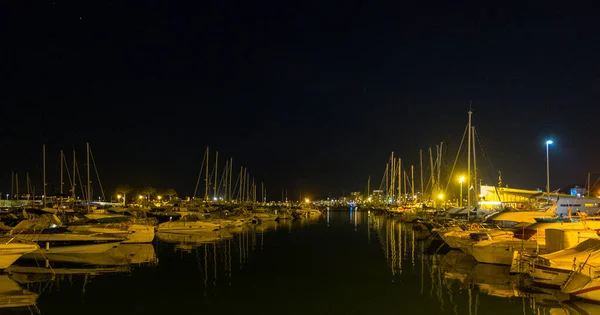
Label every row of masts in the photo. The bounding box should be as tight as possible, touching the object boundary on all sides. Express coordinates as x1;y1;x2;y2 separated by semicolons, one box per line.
193;147;267;204
370;110;481;210
374;146;445;204
9;143;101;211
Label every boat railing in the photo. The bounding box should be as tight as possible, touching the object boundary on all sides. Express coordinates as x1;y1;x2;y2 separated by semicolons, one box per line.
573;254;600;279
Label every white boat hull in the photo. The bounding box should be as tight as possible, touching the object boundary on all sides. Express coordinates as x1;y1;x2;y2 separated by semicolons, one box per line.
471;240;544;265
562;270;600;302
27;241;121;255
14;234;123;255
69;224;155;243
529;265;571;287
0;243;40;269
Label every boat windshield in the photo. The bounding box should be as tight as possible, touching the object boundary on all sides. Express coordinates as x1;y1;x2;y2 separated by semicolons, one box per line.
41;227;71;234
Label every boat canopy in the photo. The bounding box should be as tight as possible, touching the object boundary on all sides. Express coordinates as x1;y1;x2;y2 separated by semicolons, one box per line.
539;239;600;266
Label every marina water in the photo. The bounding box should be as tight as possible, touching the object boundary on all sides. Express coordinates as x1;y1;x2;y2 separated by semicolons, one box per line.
3;209;594;314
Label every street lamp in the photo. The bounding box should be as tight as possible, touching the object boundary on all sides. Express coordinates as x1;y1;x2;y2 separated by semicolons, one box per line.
546;140;553;198
157;196;162;201
459;176;465;207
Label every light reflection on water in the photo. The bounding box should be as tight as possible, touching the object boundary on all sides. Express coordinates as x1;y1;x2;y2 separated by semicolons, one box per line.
0;210;597;314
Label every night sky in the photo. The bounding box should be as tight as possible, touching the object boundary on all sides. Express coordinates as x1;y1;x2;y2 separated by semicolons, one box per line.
1;2;599;200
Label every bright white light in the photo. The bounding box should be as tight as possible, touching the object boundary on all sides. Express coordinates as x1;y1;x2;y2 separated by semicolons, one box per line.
546;140;553;145
213;197;217;201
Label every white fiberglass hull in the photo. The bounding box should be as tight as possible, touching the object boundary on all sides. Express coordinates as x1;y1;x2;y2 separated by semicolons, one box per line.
562;270;600;302
27;241;121;255
529;265;571;287
471;240;544;265
0;243;40;269
69;224;155;243
15;234;122;254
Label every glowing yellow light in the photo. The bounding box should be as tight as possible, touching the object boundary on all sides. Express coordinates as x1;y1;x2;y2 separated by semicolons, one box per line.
367;197;372;202
138;195;143;200
413;195;417;199
459;176;465;183
438;193;444;199
479;194;484;198
304;198;310;203
117;194;122;199
157;196;162;200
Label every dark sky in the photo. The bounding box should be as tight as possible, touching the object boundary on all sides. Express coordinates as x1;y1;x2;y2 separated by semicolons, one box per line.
1;1;599;200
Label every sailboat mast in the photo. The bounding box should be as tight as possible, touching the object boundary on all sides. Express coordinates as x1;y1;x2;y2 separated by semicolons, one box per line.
261;182;264;203
213;151;218;200
26;173;31;204
472;126;478;203
390;152;395;202
87;142;91;212
246;172;250;202
419;150;424;202
385;163;389;200
398;158;401;203
205;147;209;201
467;110;472;221
403;170;407;199
72;150;76;201
244;168;248;202
223;160;228;201
43;144;46;207
229;158;233;201
15;174;19;200
437;142;443;193
429;147;434;202
411;165;415;200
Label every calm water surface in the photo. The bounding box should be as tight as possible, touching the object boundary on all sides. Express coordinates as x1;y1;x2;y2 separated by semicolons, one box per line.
3;209;597;314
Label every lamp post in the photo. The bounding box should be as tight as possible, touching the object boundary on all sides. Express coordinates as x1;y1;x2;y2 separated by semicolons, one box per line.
459;176;465;207
546;140;553;198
